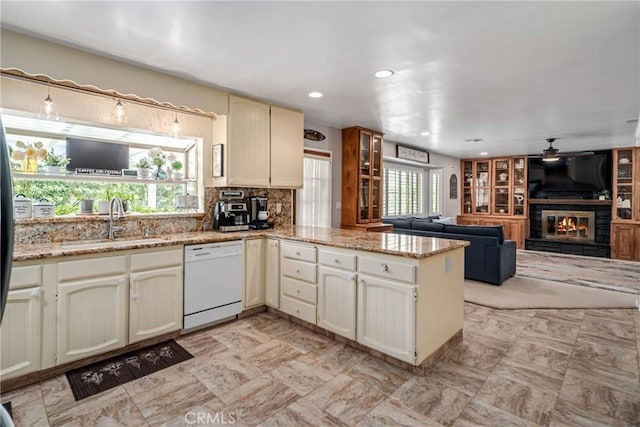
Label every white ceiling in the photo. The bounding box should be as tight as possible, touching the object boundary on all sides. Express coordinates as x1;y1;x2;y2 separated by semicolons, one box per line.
1;1;639;159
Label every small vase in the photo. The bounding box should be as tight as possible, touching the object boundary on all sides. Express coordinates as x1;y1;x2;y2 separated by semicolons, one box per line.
138;168;151;179
46;165;61;174
21;157;38;174
173;171;184;180
153;165;167;180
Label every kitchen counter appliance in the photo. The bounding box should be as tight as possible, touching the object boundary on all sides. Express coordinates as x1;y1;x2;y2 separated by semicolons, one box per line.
248;196;273;229
213;190;249;232
183;241;243;331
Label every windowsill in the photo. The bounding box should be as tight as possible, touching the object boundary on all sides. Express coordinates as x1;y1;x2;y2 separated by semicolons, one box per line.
15;211;205;224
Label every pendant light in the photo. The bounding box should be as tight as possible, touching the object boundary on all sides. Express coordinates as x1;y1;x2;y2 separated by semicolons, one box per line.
112;98;128;124
38;82;59;120
172;111;180;137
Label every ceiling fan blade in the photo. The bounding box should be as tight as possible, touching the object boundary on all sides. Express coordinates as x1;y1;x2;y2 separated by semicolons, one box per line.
557;151;595;157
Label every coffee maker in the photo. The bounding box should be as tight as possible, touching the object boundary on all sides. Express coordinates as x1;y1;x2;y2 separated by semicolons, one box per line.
213;190;250;232
248;196;273;229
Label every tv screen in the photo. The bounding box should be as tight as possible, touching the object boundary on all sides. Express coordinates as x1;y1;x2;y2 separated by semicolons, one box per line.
528;152;612;195
66;138;130;173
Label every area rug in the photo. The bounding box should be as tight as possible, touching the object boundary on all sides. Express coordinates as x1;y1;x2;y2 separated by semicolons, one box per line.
464;276;639;309
516;249;640;295
66;340;193;401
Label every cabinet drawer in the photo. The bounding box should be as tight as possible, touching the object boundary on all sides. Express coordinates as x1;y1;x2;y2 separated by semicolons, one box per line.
281;294;316;324
9;265;42;290
58;255;127;282
281;258;316;284
131;248;182;271
359;256;416;284
281;276;317;304
281;241;316;262
318;249;356;271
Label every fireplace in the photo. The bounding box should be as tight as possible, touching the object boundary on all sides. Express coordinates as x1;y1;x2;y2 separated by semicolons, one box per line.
542;210;595;241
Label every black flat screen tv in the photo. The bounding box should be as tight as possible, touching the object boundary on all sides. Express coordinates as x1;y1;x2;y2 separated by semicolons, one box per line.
528;151;612;197
66;138;130;173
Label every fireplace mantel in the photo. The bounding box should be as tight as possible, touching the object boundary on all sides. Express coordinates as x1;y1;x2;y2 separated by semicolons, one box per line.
529;199;613;206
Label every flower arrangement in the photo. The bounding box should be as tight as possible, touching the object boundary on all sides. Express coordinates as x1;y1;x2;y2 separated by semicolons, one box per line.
148;146;166;167
11;140;47;173
135;157;152;169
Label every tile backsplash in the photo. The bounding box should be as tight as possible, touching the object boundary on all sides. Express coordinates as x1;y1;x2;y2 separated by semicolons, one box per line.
201;187;293;231
14;186;293;243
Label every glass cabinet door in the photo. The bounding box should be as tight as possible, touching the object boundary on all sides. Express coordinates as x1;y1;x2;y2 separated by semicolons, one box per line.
371;179;381;220
372;135;382;177
493;159;510;215
474;161;490;214
462;161;473;214
359;178;370;222
615;149;634;220
360;132;371;176
512;156;526;216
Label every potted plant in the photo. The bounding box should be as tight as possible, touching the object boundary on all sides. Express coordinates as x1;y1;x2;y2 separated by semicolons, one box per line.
135;157;152;178
171;160;184;180
43;149;70;174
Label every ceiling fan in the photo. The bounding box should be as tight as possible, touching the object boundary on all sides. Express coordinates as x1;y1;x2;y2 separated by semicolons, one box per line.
530;138;595;162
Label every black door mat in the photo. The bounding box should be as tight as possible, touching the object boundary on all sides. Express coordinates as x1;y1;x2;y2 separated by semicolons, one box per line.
66;340;193;401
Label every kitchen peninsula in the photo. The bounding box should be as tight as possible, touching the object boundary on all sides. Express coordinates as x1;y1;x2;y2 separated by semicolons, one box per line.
4;226;468;390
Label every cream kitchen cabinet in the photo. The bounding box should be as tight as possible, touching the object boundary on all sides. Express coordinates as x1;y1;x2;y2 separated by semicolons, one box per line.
280;241;317;324
224;95;303;188
270;105;304;188
357;275;416;363
264;238;280;308
0;265;42;380
227;95;271;187
129;249;183;344
317;266;357;340
244;238;265;308
57;270;128;364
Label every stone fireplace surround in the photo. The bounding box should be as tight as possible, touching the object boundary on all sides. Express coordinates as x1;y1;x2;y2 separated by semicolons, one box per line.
526;200;611;258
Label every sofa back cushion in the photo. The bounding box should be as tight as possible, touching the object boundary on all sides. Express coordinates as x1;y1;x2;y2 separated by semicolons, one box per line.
383;217;412;229
411;220;446;232
444;224;505;244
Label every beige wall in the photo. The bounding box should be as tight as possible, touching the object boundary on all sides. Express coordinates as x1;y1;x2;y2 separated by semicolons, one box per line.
0;30;229;115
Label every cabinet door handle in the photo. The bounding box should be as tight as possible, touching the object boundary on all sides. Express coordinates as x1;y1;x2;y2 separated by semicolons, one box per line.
381;263;389;272
130;275;139;301
30;289;40;298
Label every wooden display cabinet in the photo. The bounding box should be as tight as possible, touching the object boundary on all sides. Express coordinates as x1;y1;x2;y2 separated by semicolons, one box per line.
341;126;391;231
458;156;528;248
611;148;640;260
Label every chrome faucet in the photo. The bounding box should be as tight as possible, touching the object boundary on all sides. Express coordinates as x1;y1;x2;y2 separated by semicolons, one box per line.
108;197;126;239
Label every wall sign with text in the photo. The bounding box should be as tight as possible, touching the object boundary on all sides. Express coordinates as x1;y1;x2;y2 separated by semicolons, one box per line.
396;145;430;164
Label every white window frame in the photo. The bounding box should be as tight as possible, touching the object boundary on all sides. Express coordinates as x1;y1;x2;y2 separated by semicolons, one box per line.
383;160;425;217
383;158;444;217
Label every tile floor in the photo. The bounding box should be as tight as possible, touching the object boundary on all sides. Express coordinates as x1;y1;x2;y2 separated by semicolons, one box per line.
2;305;639;426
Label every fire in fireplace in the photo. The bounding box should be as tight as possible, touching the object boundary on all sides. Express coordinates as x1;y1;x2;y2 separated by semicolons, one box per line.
541;210;595;241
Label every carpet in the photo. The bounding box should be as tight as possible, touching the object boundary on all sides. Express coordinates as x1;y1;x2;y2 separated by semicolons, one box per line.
464;276;639;309
66;340;193;401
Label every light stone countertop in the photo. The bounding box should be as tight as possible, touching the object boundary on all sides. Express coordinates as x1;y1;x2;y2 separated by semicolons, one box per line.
12;225;469;262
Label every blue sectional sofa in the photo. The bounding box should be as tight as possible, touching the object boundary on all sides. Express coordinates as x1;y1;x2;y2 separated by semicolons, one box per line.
384;217;516;285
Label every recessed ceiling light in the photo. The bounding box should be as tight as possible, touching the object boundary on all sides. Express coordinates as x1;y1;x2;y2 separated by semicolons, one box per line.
465;138;484;143
420;131;431;136
308;91;323;98
479;152;489;156
374;69;395;78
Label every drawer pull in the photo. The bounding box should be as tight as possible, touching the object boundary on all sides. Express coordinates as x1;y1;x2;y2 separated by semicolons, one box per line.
295;308;300;313
296;269;300;274
30;289;40;298
333;258;340;263
296;251;301;256
296;288;300;293
381;263;389;272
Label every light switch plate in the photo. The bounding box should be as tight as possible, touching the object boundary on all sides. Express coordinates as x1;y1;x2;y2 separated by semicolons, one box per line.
276;203;282;214
445;256;454;272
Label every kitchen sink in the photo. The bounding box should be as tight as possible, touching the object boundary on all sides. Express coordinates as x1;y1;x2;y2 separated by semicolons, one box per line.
60;238;168;249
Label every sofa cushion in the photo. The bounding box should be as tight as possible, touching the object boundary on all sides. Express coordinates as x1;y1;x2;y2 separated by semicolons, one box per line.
411;220;446;232
382;217;412;230
444;224;505;244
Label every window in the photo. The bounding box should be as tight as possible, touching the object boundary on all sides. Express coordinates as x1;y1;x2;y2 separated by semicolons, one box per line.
383;163;424;217
430;169;442;215
296;152;332;227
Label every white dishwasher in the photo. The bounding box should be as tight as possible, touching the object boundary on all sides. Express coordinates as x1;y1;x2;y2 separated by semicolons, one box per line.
183;241;243;331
